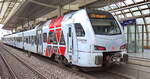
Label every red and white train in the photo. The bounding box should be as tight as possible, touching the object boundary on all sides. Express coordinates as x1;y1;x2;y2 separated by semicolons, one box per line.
2;9;128;68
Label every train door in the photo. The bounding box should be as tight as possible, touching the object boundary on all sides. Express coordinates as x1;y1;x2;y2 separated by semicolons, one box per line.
42;32;47;55
36;30;43;54
67;24;78;64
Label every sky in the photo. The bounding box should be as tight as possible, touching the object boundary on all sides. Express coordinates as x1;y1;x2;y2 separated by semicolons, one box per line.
0;24;12;40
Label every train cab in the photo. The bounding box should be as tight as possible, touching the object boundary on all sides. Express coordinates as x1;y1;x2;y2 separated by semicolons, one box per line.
61;9;128;67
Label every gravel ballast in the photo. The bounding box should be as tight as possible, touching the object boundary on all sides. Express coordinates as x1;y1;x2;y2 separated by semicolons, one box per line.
3;44;91;79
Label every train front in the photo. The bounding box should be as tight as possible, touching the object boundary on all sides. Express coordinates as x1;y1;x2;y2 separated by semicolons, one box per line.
88;10;128;66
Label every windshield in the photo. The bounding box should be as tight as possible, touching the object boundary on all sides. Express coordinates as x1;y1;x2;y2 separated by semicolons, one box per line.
91;19;121;35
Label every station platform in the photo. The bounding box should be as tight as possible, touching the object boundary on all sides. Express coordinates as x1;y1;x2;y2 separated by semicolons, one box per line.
110;51;150;79
129;49;150;59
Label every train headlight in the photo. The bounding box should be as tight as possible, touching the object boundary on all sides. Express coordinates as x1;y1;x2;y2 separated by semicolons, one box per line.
94;45;106;50
120;44;126;50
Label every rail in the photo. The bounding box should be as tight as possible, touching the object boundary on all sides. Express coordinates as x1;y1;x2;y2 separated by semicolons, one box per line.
1;46;48;79
0;54;18;79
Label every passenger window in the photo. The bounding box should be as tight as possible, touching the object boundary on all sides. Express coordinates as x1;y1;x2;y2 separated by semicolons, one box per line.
30;36;32;44
48;32;53;43
19;37;20;42
24;37;26;43
48;32;57;44
30;36;33;44
32;36;35;44
60;31;65;45
25;37;27;43
74;23;85;37
43;33;47;42
53;32;57;44
26;37;29;43
29;36;31;43
19;37;21;42
34;36;36;44
29;36;31;44
27;37;29;43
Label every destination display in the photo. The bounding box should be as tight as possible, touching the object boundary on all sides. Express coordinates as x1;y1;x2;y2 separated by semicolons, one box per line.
89;13;108;19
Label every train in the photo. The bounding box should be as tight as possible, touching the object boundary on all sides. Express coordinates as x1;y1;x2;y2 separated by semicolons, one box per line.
2;9;128;68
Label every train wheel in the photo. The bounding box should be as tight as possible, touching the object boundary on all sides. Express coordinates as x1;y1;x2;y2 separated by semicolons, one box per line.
55;54;63;65
62;57;69;66
58;56;64;66
50;54;55;61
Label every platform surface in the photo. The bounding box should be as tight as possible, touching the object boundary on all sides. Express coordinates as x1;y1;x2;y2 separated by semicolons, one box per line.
129;49;150;59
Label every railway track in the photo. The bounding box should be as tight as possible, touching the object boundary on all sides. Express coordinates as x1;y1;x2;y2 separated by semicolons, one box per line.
30;52;130;79
0;45;48;79
1;43;130;79
0;53;18;79
1;44;95;79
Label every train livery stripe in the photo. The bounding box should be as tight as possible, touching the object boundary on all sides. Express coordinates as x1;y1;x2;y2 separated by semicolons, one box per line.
58;47;66;56
50;47;54;56
46;16;66;56
45;47;49;56
55;16;63;28
49;19;55;29
56;31;61;43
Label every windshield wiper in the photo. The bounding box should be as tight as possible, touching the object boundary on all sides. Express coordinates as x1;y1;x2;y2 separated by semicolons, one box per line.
109;33;121;35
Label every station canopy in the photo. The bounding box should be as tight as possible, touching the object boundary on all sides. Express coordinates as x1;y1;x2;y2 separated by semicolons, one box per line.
0;0;123;30
98;0;149;21
2;0;76;30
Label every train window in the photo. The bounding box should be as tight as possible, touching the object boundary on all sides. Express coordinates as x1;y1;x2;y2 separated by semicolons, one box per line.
23;37;26;43
20;37;22;42
30;36;32;43
26;37;28;43
17;37;18;42
60;31;65;45
18;37;19;42
34;36;37;44
29;36;31;43
30;36;32;44
48;32;57;44
23;37;25;43
38;34;42;45
15;37;16;42
35;36;37;44
74;23;85;37
48;32;53;43
53;32;57;44
91;19;121;35
69;27;71;37
19;37;20;42
18;37;20;42
25;37;27;43
31;36;34;44
29;36;31;44
28;36;30;43
33;36;35;44
43;33;47;43
29;36;30;43
27;37;29;43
